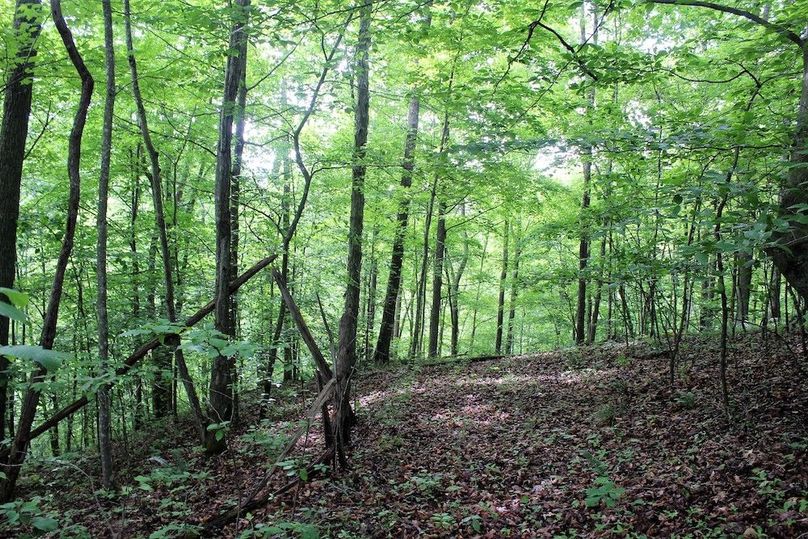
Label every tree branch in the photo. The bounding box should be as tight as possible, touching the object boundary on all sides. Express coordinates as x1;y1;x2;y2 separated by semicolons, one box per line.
649;0;804;47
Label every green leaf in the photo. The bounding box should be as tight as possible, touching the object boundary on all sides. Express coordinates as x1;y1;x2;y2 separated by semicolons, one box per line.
0;345;67;372
0;288;28;308
32;516;59;532
0;302;26;323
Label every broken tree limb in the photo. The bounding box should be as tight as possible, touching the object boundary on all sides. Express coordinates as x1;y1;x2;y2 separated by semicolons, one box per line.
272;268;333;381
201;379;335;532
21;253;279;445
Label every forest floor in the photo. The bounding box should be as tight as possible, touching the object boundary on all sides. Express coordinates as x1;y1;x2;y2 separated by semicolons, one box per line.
8;333;808;538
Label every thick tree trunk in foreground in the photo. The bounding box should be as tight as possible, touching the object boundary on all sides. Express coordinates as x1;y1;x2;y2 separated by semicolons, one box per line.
96;0;116;489
0;0;42;450
334;1;371;465
208;0;250;454
1;0;93;501
770;47;808;302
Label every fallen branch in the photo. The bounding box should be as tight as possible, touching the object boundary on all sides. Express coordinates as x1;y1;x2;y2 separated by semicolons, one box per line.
272;269;333;380
201;380;335;531
22;253;279;445
420;353;509;368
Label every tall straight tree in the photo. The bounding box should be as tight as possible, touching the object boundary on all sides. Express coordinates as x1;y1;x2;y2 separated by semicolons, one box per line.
208;0;250;454
575;1;597;345
334;0;371;465
1;0;93;501
0;0;42;443
373;6;431;364
427;113;450;359
124;0;206;441
495;219;509;353
373;96;420;364
96;0;116;490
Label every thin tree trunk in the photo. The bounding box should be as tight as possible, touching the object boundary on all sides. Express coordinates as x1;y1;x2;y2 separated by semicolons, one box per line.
96;0;116;489
410;183;435;358
575;1;597;345
129;149;145;430
124;0;206;442
469;232;489;352
505;225;522;355
373;93;421;364
364;230;378;362
427;114;450;359
495;220;510;353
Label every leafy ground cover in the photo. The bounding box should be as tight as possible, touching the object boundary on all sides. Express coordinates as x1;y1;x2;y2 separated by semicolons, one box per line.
6;334;808;537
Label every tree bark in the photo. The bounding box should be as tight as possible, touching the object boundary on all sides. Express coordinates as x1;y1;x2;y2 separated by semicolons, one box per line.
495;220;510;353
96;0;116;490
207;0;250;454
0;0;42;449
505;224;522;355
373;93;421;363
334;1;371;465
1;0;93;501
575;2;597;345
427;113;450;359
124;0;206;442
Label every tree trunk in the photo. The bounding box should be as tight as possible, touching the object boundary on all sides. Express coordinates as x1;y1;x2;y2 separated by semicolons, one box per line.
587;234;607;344
208;0;250;454
505;225;522;355
364;231;378;362
735;251;753;328
427;113;450;359
0;0;42;449
373;93;421;364
575;1;596;345
96;0;116;490
428;202;447;358
124;0;206;443
1;0;93;500
129;149;145;430
334;1;371;465
410;184;436;358
495;220;510;353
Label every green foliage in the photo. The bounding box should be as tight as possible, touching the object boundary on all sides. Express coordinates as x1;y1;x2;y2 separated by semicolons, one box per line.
0;287;28;323
0;345;68;372
585;476;625;509
241;521;319;539
594;403;617;426
0;496;59;533
674;391;697;410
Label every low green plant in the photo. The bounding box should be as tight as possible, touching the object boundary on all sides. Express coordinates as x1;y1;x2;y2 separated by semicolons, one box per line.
585;476;625;508
674;391;697;410
594;403;617;426
241;521;319;539
0;496;59;533
430;512;456;529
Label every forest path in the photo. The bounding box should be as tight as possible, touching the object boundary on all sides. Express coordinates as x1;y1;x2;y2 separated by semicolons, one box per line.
278;340;807;537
